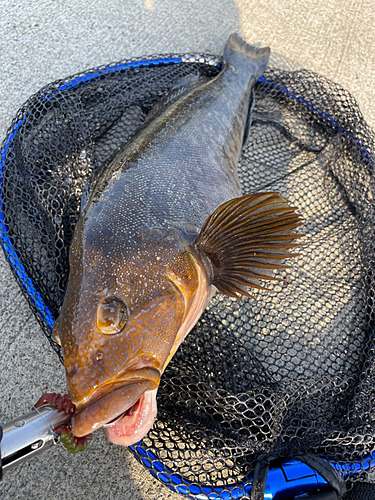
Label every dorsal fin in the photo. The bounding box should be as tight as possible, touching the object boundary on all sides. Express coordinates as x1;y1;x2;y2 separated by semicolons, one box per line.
144;73;209;123
195;193;304;299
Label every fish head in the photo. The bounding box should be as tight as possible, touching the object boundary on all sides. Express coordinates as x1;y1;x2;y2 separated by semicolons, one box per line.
53;219;210;445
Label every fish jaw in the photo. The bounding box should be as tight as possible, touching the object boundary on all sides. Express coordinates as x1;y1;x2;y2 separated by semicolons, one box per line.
71;369;160;437
102;389;158;446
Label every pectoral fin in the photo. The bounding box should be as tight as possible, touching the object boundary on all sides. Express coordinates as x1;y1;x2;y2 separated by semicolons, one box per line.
196;193;304;299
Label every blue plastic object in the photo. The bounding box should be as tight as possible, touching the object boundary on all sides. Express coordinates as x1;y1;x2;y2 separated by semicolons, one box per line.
1;53;374;499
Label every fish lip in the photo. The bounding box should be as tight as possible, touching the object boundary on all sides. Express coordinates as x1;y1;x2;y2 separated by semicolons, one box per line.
74;367;161;420
73;367;161;412
71;370;161;437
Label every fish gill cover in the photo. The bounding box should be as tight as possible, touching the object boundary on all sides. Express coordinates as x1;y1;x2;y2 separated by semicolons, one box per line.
1;50;375;497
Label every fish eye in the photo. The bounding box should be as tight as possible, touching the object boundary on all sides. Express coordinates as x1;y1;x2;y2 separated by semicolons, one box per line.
97;296;128;335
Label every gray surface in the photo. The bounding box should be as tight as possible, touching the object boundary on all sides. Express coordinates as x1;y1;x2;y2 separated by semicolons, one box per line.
0;1;374;499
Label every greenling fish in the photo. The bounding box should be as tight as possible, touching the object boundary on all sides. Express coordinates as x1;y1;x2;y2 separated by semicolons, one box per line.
52;34;303;446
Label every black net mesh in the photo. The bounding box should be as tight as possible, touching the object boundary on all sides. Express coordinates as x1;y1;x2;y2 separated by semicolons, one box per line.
346;482;375;500
1;51;375;497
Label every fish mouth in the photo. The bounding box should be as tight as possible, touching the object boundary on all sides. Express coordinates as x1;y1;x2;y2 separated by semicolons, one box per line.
102;388;158;446
71;368;160;438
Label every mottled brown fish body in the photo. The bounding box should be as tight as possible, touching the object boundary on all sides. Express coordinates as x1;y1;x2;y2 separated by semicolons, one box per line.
53;35;303;444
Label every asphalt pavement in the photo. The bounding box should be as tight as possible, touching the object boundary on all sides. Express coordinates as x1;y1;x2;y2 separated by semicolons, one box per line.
0;1;374;499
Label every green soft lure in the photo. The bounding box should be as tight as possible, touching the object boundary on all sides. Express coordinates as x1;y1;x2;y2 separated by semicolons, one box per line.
56;425;93;454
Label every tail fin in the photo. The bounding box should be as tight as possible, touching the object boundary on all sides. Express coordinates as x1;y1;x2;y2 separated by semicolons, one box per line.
224;33;270;79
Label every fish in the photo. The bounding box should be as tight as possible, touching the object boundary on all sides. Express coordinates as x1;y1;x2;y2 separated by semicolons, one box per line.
52;34;303;446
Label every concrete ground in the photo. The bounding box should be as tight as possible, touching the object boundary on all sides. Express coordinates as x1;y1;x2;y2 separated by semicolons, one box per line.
0;1;374;499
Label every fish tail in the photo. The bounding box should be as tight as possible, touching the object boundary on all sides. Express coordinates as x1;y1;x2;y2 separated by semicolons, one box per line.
224;33;270;79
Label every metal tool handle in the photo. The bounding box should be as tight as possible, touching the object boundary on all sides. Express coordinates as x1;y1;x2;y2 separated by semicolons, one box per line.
0;405;72;477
